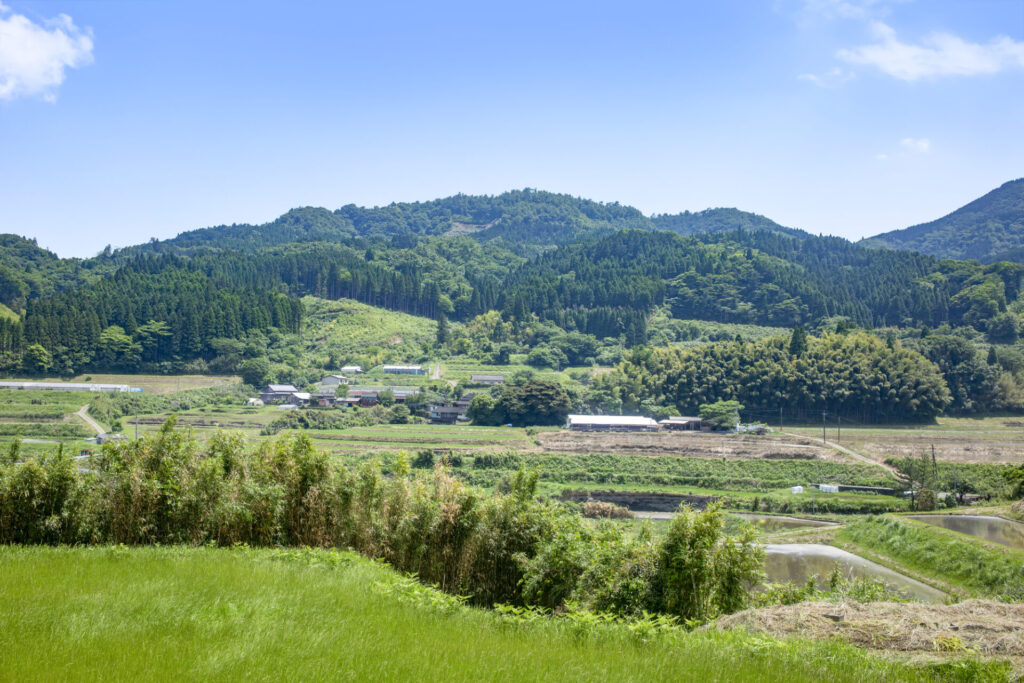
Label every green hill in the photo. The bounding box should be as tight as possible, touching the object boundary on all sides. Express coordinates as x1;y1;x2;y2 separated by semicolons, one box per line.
862;178;1024;263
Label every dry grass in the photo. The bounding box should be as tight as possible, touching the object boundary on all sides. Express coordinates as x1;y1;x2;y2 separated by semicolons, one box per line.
715;599;1024;672
786;417;1024;465
535;430;848;462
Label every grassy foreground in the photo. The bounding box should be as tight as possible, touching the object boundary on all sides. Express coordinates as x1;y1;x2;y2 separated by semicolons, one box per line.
0;545;988;682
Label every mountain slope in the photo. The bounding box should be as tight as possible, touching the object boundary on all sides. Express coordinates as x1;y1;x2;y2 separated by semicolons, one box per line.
651;208;808;239
862;178;1024;263
115;190;810;256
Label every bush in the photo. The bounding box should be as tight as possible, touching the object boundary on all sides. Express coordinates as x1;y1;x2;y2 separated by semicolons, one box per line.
0;423;775;623
582;501;633;519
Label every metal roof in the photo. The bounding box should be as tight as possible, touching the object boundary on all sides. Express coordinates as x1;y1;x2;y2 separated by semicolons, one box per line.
0;381;133;392
567;415;659;427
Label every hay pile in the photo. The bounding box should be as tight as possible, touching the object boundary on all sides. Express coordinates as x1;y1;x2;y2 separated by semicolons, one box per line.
714;600;1024;657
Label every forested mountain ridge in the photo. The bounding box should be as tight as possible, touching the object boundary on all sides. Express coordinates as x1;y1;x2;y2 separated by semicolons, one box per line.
0;183;1022;416
111;189;808;256
862;178;1024;263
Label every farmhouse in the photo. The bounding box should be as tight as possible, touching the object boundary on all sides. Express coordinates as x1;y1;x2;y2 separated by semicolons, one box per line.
428;394;475;424
311;392;338;407
260;384;299;403
0;381;138;393
340;365;363;374
429;405;466;424
566;415;660;432
319;374;349;386
659;416;702;431
381;364;426;375
288;392;312;406
345;386;421;406
470;374;504;385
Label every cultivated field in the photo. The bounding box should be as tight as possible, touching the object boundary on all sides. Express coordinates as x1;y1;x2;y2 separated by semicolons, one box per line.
785;417;1024;465
0;389;97;447
536;430;846;462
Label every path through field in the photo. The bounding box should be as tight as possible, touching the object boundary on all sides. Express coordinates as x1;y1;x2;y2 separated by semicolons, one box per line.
76;405;105;436
783;431;896;474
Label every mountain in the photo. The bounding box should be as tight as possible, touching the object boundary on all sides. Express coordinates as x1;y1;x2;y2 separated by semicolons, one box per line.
2;188;1023;381
651;208;808;239
119;190;808;257
861;178;1024;263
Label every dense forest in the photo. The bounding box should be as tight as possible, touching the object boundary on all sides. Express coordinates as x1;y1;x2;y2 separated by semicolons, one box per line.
1;185;1023;419
862;178;1024;263
587;332;953;422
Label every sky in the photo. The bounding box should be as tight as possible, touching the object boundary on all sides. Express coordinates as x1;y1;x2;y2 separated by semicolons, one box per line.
0;0;1022;257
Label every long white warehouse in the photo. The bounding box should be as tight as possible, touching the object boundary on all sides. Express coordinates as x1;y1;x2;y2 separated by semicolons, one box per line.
0;381;138;392
566;415;659;432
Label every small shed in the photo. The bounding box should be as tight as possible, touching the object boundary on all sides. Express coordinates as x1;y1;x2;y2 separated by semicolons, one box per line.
341;365;363;374
470;374;504;385
658;416;702;431
246;398;264;407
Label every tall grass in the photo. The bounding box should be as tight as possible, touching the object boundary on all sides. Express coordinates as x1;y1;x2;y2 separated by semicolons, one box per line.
0;419;762;622
839;516;1024;599
0;545;1003;683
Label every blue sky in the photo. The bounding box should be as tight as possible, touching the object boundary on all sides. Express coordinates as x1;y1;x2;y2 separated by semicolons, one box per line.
1;0;1022;257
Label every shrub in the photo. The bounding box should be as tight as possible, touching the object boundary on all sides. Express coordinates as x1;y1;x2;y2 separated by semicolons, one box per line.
582;501;633;519
655;503;763;622
0;422;775;623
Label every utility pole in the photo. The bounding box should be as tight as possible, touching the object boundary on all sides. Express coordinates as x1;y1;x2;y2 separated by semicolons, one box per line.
822;410;828;444
836;415;840;443
135;404;139;440
779;406;783;432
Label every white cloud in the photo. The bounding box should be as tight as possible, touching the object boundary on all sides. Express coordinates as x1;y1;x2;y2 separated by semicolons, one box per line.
795;0;908;26
838;21;1024;81
875;137;930;160
0;2;93;102
797;66;855;87
899;137;930;153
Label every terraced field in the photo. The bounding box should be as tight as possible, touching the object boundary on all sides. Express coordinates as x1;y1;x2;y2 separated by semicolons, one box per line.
0;389;96;448
304;424;537;455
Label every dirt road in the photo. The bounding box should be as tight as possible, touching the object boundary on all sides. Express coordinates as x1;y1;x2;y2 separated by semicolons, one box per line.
76;405;104;436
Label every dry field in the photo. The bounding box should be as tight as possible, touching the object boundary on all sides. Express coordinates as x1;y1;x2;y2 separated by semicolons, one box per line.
715;599;1024;674
787;417;1024;465
535;430;849;462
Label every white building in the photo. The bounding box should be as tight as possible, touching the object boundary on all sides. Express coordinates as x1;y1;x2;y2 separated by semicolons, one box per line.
381;365;425;375
340;365;363;374
0;381;136;392
319;375;349;386
566;415;660;432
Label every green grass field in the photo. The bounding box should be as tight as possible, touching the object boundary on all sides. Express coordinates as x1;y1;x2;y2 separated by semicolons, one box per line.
302;296;437;363
0;545;987;682
837;516;1024;599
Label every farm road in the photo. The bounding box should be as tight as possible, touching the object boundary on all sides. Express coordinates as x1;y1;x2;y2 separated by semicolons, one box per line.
782;431;896;475
76;405;105;436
